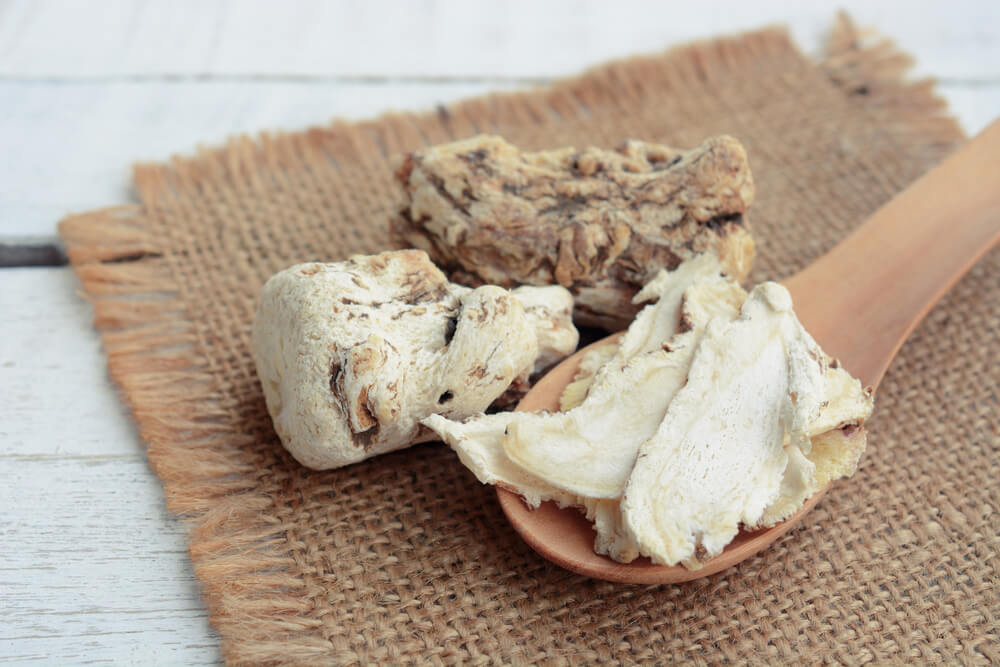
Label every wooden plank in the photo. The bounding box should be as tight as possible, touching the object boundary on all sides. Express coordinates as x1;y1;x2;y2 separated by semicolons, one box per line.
0;267;220;664
1;459;219;665
0;79;523;239
0;268;139;458
1;0;998;80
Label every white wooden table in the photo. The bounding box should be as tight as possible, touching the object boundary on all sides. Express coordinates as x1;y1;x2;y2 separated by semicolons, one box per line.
2;1;997;663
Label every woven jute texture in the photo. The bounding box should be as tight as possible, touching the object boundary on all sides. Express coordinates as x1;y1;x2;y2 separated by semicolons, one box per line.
60;16;997;665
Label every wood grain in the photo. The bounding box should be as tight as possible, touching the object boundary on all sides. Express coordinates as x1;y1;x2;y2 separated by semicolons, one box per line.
787;120;1000;387
1;0;998;80
0;268;220;664
0;80;523;239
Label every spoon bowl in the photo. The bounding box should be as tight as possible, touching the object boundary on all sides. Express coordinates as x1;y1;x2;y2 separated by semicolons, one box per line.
500;120;1000;583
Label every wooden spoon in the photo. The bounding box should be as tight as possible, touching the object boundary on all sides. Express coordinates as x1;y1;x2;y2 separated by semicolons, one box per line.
498;120;1000;584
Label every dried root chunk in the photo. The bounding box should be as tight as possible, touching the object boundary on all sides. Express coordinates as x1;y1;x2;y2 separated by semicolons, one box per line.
507;285;578;374
564;285;873;562
422;413;577;509
752;345;874;527
560;343;617;411
559;253;728;410
422;256;874;568
474;258;741;499
755;371;872;527
583;498;639;563
755;425;869;527
490;285;578;411
806;425;869;488
394;134;756;329
807;363;875;438
604;253;726;372
565;318;873;534
422;255;745;561
423;413;637;561
252;249;578;470
503;274;747;499
506;344;697;499
620;283;866;567
422;410;641;558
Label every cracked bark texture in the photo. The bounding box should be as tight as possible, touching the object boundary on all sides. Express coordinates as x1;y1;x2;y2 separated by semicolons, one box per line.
394;134;756;329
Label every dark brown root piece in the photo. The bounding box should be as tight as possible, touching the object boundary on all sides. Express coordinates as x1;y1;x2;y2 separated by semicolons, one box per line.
394;134;756;329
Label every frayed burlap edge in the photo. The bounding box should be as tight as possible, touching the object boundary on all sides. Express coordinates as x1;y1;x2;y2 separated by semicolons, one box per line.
59;16;965;665
822;13;963;157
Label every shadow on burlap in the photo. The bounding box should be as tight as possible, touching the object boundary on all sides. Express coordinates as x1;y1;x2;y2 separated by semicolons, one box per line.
60;15;997;665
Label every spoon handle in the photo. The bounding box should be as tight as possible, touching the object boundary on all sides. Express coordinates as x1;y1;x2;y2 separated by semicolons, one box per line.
784;119;1000;389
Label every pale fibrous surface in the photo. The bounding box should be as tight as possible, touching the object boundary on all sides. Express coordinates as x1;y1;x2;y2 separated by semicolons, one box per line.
502;258;747;500
619;283;872;567
422;412;579;510
558;341;616;412
423;255;730;561
423;256;873;567
394;134;756;329
252;249;578;470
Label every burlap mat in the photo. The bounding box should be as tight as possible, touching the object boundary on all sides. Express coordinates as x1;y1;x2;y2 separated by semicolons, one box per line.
60;16;997;665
